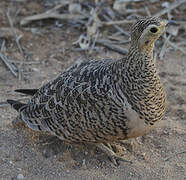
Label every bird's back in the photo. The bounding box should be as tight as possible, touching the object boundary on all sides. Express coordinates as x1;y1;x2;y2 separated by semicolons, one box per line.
18;58;132;142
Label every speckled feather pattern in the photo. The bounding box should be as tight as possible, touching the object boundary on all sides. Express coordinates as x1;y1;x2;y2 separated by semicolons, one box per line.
21;59;130;142
12;17;167;143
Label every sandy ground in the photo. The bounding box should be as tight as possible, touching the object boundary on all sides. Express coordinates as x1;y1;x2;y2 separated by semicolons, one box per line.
0;1;186;180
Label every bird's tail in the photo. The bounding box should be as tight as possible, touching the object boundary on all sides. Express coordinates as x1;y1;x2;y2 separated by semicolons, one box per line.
7;99;47;131
15;89;38;96
7;89;37;111
7;99;27;112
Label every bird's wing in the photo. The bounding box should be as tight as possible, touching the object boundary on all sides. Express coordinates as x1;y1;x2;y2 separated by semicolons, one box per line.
19;60;123;134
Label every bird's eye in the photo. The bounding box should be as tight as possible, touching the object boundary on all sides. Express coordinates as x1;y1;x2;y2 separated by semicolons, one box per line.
150;27;158;33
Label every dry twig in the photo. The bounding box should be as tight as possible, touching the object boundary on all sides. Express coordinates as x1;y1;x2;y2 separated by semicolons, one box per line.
101;20;134;26
167;40;186;55
7;9;24;57
21;13;85;26
90;30;100;53
1;40;6;52
154;0;186;17
159;34;171;60
7;8;25;80
20;3;85;25
102;13;130;37
0;53;18;77
96;40;128;55
0;102;9;107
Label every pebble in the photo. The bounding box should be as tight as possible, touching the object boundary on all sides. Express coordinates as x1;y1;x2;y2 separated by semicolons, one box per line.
68;3;81;14
161;2;169;8
32;68;40;72
17;174;24;180
82;159;86;166
9;161;13;164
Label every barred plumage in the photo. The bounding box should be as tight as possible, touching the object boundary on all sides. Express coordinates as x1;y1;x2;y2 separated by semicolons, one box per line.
7;17;167;164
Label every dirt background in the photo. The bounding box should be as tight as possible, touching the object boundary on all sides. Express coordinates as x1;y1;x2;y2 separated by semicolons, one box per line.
0;1;186;180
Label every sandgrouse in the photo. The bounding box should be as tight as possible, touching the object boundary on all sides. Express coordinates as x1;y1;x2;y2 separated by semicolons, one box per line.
7;17;167;165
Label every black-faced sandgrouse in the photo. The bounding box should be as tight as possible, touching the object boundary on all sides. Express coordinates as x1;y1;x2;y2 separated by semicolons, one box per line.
7;17;167;165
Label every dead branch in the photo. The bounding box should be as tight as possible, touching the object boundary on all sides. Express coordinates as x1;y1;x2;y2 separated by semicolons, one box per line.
159;34;171;60
101;20;135;26
9;60;42;65
7;7;25;80
0;53;18;77
154;0;186;17
7;9;24;57
1;40;6;52
0;102;9;107
21;13;85;26
20;2;85;26
90;31;99;53
167;40;186;55
96;40;128;55
86;1;102;27
102;13;130;37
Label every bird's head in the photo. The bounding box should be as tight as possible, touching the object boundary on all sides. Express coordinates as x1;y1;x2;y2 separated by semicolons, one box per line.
130;17;167;52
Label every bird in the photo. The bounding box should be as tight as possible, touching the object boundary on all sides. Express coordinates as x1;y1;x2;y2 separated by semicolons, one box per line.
7;17;167;165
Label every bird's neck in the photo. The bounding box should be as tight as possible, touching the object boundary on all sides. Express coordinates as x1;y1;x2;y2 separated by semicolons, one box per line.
111;45;156;83
114;45;166;125
121;45;158;90
125;45;154;72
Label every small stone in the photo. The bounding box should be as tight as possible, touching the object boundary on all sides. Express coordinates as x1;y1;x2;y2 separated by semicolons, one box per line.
32;68;40;72
31;28;40;34
55;21;63;28
17;174;24;180
35;57;40;61
113;1;126;13
82;159;86;166
162;2;169;8
68;3;81;14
